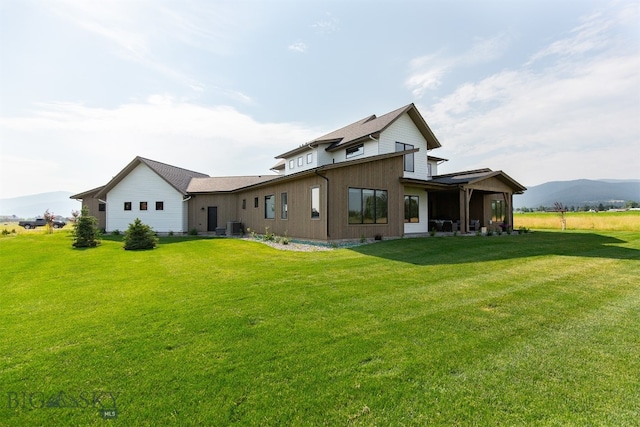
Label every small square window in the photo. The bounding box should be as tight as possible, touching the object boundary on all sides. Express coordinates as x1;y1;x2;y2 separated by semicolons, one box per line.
98;203;106;212
155;201;164;210
124;202;131;211
140;201;148;211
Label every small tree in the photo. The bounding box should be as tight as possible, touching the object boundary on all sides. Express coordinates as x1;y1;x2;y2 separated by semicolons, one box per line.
72;206;101;248
71;209;80;224
43;209;56;234
123;218;158;250
554;202;567;231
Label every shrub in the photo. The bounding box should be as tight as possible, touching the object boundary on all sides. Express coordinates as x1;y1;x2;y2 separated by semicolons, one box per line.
111;229;121;236
123;218;158;250
72;205;101;248
189;228;198;236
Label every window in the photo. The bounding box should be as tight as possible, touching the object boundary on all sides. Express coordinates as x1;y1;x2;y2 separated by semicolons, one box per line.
98;203;106;212
155;201;164;211
404;196;419;223
298;156;303;167
281;192;288;219
492;200;505;222
242;199;246;210
311;187;320;219
265;195;275;219
427;163;433;178
396;142;414;172
346;144;364;159
289;159;295;169
124;202;131;211
307;153;313;164
348;188;388;224
254;197;259;208
140;201;148;211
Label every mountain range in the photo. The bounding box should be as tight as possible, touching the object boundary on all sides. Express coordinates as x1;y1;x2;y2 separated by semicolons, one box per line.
0;191;80;219
513;179;640;209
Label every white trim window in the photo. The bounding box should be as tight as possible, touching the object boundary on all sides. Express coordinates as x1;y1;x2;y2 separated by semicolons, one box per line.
311;187;320;219
346;144;364;159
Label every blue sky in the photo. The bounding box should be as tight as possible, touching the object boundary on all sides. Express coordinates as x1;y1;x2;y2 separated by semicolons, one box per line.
1;0;638;199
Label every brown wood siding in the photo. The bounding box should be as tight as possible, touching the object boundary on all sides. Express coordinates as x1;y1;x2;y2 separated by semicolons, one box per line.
235;175;327;240
79;197;106;230
327;156;405;240
187;194;237;232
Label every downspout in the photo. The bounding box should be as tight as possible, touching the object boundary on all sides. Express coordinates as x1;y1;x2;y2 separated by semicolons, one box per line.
314;169;330;239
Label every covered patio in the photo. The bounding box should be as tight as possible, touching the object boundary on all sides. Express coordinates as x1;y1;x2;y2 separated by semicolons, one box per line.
402;169;527;234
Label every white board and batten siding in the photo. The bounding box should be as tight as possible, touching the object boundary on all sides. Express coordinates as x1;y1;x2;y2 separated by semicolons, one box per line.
106;163;187;233
403;186;429;234
379;112;431;181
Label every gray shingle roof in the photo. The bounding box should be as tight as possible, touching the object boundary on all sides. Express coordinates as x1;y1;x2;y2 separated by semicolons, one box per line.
95;156;209;198
187;175;279;193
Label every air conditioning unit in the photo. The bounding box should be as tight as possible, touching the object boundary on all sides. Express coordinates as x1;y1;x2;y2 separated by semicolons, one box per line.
227;221;243;236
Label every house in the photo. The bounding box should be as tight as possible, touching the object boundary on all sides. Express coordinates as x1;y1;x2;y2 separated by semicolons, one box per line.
71;103;526;240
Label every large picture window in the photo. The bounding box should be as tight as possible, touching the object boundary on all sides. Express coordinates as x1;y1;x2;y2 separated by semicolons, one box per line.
404;195;419;223
311;187;320;219
348;188;388;224
396;142;414;172
265;195;275;219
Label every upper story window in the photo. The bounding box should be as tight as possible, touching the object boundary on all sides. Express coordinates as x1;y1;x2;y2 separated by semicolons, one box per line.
346;144;364;159
307;152;313;164
124;202;132;211
298;156;303;167
140;202;148;211
155;201;164;210
427;163;433;178
396;142;414;172
289;159;295;169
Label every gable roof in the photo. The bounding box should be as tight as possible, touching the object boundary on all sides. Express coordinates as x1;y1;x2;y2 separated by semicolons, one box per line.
276;103;441;158
95;156;209;198
187;175;279;193
70;186;104;200
430;169;527;194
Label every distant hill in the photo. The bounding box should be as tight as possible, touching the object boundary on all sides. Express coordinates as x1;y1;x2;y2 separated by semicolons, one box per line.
514;179;640;209
0;191;81;219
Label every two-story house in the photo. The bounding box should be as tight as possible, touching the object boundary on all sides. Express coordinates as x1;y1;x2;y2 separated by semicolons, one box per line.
71;103;526;240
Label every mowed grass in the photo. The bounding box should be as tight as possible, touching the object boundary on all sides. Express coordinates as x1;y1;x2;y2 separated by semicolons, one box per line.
514;210;640;231
1;231;639;426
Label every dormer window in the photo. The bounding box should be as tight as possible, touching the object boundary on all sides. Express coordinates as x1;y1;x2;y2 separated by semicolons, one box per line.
396;142;414;172
346;144;364;159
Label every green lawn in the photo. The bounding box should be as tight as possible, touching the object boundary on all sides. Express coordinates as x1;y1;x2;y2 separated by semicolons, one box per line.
1;231;639;426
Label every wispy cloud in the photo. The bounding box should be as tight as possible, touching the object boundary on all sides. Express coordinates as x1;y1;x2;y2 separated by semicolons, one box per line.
406;34;510;98
421;5;640;185
288;42;308;53
312;13;339;35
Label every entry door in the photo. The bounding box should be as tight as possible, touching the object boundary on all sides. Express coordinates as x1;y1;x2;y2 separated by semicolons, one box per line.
207;207;218;232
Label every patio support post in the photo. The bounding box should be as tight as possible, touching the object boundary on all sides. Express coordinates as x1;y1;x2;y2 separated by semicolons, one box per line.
503;192;512;230
459;186;469;234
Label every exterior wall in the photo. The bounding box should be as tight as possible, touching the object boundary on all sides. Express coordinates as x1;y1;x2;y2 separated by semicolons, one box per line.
327;155;405;240
378;113;431;180
106;163;186;233
187;194;237;232
235;175;328;240
285;148;317;175
403;186;429;234
326;139;379;165
78;196;106;231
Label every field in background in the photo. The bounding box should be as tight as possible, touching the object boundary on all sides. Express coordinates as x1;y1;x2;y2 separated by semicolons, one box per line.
514;211;640;231
1;231;639;425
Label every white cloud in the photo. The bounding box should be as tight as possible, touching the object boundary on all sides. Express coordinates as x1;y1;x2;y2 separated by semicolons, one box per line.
0;98;322;198
312;13;339;35
406;34;510;98
288;42;308;53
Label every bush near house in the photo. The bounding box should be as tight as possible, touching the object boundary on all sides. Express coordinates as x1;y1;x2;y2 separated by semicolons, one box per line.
123;218;158;250
71;206;101;248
